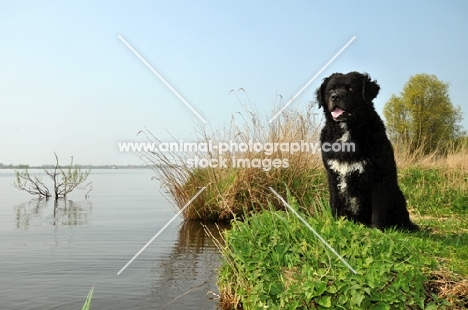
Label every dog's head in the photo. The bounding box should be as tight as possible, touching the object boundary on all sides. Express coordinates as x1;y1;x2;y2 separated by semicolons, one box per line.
316;72;380;122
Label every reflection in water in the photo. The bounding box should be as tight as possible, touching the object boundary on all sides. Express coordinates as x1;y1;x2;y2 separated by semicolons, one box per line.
14;198;93;230
143;220;229;309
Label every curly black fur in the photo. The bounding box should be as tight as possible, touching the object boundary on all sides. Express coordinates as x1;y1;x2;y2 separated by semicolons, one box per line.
316;71;418;231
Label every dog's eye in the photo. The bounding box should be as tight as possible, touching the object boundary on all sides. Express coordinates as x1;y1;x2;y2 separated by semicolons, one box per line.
345;84;353;91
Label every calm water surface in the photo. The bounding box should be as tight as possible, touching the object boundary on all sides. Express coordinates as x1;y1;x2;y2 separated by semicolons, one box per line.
0;169;226;309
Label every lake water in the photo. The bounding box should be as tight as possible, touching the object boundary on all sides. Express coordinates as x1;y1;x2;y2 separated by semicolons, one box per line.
0;169;226;309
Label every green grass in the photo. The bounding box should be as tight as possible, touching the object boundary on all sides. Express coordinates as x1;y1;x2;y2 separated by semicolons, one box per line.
400;167;468;217
400;167;468;276
82;285;94;310
217;167;468;309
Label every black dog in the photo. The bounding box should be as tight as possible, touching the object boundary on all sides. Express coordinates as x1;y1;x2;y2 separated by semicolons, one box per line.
316;72;418;231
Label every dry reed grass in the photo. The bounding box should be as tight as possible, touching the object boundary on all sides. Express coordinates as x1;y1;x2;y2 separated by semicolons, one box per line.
140;97;326;221
393;138;468;169
426;269;468;309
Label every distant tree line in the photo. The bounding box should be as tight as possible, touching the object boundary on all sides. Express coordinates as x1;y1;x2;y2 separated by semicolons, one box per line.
1;163;150;169
0;163;30;169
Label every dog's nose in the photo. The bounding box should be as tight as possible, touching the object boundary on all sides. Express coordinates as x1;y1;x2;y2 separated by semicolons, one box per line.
330;93;342;101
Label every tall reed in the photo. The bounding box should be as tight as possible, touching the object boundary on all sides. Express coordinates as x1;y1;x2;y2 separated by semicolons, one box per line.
141;98;326;220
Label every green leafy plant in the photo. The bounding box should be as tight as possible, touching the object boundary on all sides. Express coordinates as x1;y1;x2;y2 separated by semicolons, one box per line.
218;197;449;309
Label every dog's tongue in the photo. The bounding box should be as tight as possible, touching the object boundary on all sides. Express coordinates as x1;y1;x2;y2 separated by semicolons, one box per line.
331;108;345;118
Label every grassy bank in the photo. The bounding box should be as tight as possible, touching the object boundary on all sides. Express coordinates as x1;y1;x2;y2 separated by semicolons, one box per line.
143;104;468;308
218;206;437;309
216;166;468;309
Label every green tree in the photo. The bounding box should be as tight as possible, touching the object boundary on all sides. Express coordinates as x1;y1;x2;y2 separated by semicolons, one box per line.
384;73;465;154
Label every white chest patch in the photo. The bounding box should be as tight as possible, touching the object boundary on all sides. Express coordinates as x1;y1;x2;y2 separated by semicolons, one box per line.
327;159;367;214
327;159;366;177
337;122;350;143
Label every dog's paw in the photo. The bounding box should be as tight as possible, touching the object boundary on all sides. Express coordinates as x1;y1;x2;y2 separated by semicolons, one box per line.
371;224;385;231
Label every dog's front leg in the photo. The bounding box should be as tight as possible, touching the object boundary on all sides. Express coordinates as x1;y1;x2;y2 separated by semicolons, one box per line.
326;171;343;218
370;182;389;230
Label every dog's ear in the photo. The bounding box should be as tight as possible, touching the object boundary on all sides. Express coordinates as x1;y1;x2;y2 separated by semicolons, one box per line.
361;73;380;104
316;76;330;109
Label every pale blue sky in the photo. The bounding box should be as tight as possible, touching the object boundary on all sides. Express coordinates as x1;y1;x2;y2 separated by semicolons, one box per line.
1;1;467;165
